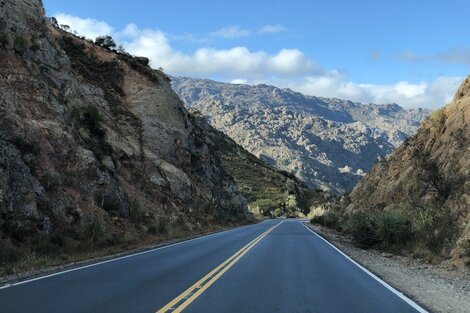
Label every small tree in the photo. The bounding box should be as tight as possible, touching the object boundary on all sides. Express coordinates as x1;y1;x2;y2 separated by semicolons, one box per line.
285;194;297;210
95;35;116;50
50;17;59;27
60;24;70;31
116;45;126;54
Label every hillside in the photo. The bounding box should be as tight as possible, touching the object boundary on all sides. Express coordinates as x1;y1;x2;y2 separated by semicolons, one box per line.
189;110;331;218
172;77;430;193
0;0;322;274
343;75;470;266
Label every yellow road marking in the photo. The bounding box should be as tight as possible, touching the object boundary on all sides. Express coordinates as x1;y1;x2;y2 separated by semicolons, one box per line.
156;221;283;313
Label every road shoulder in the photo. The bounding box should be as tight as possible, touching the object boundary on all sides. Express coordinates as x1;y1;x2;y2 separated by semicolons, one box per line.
305;222;470;313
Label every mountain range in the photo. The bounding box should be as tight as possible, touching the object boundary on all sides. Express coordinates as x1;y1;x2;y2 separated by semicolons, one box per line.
172;77;430;193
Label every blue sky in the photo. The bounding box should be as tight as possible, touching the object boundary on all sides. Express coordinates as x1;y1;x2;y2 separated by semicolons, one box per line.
43;0;470;108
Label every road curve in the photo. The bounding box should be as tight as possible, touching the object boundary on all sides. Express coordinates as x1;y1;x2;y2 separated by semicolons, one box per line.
0;220;426;313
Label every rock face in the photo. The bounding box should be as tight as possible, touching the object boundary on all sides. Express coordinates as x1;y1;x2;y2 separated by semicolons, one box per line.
346;75;470;266
0;0;251;259
172;77;430;193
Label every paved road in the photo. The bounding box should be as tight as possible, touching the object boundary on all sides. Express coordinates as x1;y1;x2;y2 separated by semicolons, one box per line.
0;220;426;313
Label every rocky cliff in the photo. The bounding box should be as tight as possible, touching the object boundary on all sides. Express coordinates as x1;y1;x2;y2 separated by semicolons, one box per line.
346;75;470;266
0;0;254;269
172;77;430;193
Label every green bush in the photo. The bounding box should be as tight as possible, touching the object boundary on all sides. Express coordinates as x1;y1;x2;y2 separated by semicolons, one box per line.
311;210;342;230
376;212;413;247
251;198;278;216
412;206;456;253
345;212;381;247
345;211;413;248
344;208;455;257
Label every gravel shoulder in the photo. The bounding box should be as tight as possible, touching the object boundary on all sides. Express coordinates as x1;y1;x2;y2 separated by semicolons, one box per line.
305;222;470;313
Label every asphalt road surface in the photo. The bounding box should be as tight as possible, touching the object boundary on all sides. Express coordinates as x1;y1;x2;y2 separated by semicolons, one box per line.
0;219;427;313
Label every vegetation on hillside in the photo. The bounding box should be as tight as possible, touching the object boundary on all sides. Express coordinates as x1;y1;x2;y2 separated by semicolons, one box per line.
189;110;331;218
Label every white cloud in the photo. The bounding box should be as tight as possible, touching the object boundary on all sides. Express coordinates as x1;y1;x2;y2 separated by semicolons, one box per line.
54;14;463;109
259;24;287;34
54;13;114;40
121;26;319;79
209;26;251;38
285;75;461;109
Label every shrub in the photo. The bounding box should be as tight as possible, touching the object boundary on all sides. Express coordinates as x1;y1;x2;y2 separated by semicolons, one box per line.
157;216;169;234
0;31;12;48
176;214;190;230
102;195;122;214
82;216;105;243
49;17;59;27
375;212;413;247
13;33;31;53
31;233;65;255
428;108;446;125
71;105;112;161
412;206;456;253
311;210;342;230
251;198;278;216
13;137;40;156
344;207;455;257
95;35;116;50
345;212;381;247
0;240;21;263
128;198;146;224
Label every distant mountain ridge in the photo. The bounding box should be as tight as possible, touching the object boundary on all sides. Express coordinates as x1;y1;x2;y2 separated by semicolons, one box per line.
172;77;430;193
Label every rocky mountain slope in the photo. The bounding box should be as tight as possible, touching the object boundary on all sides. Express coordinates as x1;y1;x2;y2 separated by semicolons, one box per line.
189;110;332;218
0;0;321;272
344;75;470;266
172;77;430;193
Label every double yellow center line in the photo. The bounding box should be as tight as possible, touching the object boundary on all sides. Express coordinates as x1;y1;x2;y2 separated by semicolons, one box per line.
156;221;283;313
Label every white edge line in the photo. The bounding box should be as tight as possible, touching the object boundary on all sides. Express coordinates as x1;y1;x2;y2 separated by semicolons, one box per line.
0;220;270;290
300;221;428;313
